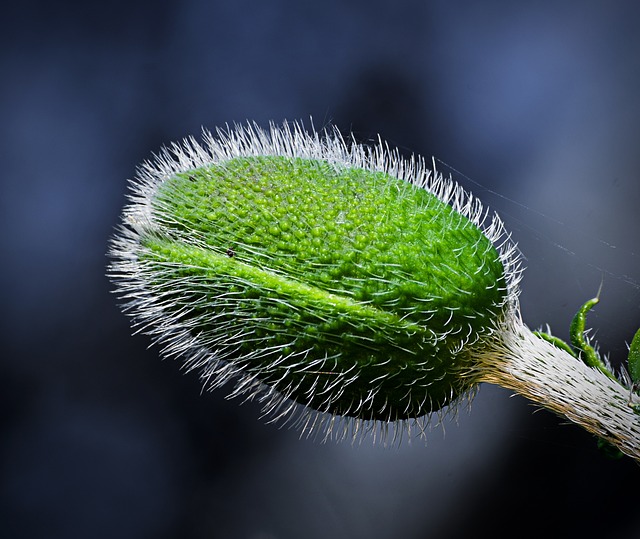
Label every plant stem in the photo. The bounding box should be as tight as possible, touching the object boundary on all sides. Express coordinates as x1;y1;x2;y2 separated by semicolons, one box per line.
475;314;640;460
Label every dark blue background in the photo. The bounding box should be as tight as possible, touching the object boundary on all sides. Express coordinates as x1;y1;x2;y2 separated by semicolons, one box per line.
2;1;640;538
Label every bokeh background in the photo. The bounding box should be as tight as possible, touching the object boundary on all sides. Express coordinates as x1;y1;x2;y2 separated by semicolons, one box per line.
2;1;640;538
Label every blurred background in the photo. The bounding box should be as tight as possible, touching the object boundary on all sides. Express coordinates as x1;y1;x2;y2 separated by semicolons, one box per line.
2;1;640;538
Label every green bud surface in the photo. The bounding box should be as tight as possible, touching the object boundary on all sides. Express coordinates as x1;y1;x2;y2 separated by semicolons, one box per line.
133;152;508;421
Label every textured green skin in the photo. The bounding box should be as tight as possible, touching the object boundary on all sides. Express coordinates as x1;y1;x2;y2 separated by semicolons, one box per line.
141;156;507;419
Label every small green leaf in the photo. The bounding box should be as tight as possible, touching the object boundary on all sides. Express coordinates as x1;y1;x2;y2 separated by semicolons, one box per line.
627;328;640;384
569;296;600;364
569;296;617;381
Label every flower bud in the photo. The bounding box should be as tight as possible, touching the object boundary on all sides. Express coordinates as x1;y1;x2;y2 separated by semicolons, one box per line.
109;121;521;432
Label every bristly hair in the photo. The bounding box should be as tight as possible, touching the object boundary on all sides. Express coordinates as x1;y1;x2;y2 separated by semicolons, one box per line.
108;119;524;444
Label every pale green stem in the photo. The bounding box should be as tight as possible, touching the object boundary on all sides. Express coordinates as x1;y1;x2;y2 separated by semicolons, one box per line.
476;314;640;460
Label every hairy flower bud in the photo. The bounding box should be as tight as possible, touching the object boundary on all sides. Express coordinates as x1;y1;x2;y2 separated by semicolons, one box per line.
109;121;523;437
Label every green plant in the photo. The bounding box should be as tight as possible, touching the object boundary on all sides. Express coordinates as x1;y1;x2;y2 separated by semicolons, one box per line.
108;121;640;459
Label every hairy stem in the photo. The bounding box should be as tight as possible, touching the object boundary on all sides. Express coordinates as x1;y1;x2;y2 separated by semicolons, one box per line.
476;315;640;460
